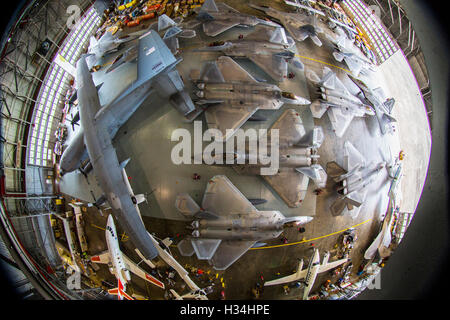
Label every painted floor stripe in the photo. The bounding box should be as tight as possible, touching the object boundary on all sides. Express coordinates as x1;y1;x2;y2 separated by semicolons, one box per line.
249;218;373;250
296;54;351;73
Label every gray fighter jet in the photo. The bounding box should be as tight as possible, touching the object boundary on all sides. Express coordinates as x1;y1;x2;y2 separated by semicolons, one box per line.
327;141;386;219
105;15;196;74
226;109;327;208
284;0;358;37
175;175;313;270
189;56;310;141
60;31;195;175
88;31;132;59
306;67;375;137
196;0;279;37
249;4;324;47
348;76;397;135
196;26;304;82
327;31;375;77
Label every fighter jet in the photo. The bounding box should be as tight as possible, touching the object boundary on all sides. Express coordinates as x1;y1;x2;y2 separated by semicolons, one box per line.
195;0;279;37
327;31;375;77
105;15;196;73
195;26;304;81
90;215;165;300
87;31;132;59
189;56;310;141
63;31;196;261
175;175;313;270
364;207;395;260
212;109;327;208
326;141;386;218
60;30;195;175
284;0;358;37
249;4;324;46
306;67;375;137
348;76;397;135
264;248;348;300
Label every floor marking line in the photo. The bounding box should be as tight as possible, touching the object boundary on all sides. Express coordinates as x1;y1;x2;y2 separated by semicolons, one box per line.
249;218;373;250
91;223;105;231
178;46;351;73
295;54;351;73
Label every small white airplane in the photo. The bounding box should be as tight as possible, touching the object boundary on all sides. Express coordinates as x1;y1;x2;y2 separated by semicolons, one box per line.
90;215;165;300
364;207;395;260
264;248;347;300
327;141;386;219
169;288;208;300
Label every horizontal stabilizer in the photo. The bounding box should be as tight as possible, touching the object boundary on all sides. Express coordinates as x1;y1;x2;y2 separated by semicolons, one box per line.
158;14;177;31
383;98;395;113
191;239;222;260
175;194;200;217
296;126;324;148
296;164;327;188
164;26;182;39
333;51;345;62
177;239;195;256
179;29;196;38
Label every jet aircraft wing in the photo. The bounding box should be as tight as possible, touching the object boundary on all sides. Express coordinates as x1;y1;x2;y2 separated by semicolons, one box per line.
318;258;348;273
201;175;257;216
209;240;256;270
203;20;241;37
342;55;364;77
205;103;260;141
327;106;355;138
122;254;165;289
263;169;310;208
216;56;258;82
264;269;307;286
90;251;110;264
244;27;288;45
248;53;287;82
269;108;306;145
344;140;365;171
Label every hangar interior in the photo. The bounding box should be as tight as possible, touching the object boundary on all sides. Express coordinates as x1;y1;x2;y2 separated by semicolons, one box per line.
0;0;433;300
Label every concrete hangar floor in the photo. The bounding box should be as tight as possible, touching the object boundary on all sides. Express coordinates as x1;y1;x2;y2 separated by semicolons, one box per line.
55;0;431;300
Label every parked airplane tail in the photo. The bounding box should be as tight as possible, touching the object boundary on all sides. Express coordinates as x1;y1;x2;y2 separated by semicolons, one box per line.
108;279;134;300
295;126;324;148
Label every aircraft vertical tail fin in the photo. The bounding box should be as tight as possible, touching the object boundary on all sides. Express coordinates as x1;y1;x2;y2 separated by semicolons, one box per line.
200;0;219;12
136;31;178;87
108;279;134;300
